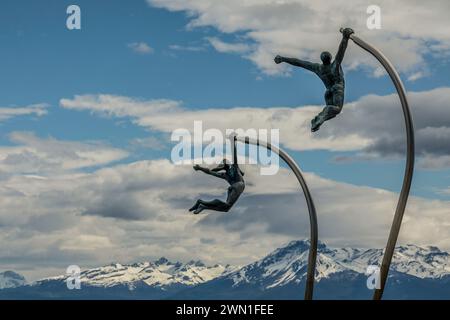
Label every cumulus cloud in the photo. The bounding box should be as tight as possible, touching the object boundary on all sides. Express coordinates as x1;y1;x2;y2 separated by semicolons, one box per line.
0;103;49;121
147;0;450;77
60;87;450;169
60;94;181;120
60;93;369;151
0;131;129;175
127;42;154;54
0;158;449;281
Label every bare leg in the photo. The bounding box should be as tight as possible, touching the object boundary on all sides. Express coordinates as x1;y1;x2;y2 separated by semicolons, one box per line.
192;182;244;214
193;199;231;214
311;105;342;132
311;87;344;132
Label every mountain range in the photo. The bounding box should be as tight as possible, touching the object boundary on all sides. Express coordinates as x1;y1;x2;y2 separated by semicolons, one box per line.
0;240;449;299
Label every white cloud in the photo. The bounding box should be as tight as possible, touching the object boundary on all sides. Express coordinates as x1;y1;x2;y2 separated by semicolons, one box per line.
206;37;251;54
0;103;49;121
407;71;425;82
60;87;450;168
147;0;450;77
0;131;129;175
130;136;166;150
60;94;181;120
0;158;449;281
127;42;154;54
60;94;368;152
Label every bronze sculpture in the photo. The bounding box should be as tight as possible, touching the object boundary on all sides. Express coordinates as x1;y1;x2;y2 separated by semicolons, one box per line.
189;137;245;214
274;27;354;132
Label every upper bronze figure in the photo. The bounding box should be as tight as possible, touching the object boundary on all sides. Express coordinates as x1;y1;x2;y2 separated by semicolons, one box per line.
275;27;354;132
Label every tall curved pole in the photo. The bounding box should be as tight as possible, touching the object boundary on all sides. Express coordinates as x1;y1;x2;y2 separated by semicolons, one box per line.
342;30;415;300
231;135;318;300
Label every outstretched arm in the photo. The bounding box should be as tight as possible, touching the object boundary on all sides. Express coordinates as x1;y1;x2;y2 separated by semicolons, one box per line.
193;165;226;179
335;28;354;68
274;55;319;73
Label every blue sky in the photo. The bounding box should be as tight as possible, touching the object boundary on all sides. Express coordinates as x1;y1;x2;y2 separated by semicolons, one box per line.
1;0;450;280
1;0;449;199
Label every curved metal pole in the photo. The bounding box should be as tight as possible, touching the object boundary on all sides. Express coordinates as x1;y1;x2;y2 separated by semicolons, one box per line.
346;32;415;300
232;135;318;300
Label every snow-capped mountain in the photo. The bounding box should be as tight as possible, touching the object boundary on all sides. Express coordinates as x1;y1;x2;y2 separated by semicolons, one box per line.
229;240;450;288
38;257;236;290
1;240;449;299
0;271;27;289
173;240;450;300
0;258;237;299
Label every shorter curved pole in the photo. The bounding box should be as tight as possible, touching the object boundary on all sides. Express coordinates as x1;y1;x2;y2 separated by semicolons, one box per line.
231;135;318;300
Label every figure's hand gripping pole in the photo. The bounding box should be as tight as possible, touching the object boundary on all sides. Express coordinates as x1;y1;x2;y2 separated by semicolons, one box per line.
228;133;238;165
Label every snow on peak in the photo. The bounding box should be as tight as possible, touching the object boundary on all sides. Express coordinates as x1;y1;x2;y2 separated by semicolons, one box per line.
36;258;237;289
229;240;450;289
29;240;450;292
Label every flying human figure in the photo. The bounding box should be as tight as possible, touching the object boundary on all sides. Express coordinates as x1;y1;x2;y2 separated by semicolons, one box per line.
189;137;245;214
274;27;354;132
